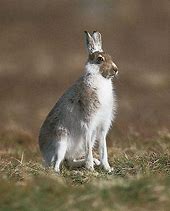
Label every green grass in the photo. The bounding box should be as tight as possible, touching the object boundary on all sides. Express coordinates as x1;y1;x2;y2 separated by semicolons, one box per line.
0;129;170;211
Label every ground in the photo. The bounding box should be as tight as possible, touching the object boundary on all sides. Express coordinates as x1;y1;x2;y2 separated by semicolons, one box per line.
0;129;170;211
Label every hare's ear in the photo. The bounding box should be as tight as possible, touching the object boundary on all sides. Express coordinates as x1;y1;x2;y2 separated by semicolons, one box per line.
84;31;95;54
92;31;103;52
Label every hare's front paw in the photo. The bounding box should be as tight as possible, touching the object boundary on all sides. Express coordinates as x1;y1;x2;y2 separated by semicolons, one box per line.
85;160;94;171
54;165;61;174
102;163;113;173
105;166;114;173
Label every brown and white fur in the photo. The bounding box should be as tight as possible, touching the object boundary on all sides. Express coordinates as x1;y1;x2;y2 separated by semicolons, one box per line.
39;31;118;173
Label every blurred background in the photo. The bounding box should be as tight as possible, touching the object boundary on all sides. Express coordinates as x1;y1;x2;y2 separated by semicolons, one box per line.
0;0;169;143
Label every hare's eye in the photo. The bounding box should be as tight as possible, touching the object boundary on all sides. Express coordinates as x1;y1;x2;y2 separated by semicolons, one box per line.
96;55;104;64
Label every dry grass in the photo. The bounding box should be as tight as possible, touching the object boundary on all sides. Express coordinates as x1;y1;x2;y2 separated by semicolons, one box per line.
0;129;170;210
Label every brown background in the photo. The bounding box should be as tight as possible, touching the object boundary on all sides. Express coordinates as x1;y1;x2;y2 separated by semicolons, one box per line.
0;0;169;142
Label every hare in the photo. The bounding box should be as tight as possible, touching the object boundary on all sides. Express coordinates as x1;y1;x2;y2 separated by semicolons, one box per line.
39;31;118;173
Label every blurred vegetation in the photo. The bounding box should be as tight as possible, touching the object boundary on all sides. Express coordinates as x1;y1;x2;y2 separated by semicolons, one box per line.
0;0;169;138
0;1;169;210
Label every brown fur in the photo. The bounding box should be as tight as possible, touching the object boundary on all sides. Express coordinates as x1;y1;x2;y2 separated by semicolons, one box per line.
39;75;100;150
88;51;117;78
77;82;100;120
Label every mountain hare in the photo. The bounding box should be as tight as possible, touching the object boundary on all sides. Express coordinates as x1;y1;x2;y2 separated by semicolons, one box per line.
39;31;118;173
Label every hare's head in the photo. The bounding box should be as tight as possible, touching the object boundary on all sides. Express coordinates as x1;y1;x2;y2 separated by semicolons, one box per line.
84;31;118;79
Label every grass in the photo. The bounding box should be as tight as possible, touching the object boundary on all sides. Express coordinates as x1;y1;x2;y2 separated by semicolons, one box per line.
0;129;170;210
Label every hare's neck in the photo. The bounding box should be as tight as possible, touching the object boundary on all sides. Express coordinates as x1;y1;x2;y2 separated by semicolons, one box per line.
84;63;114;114
84;62;112;88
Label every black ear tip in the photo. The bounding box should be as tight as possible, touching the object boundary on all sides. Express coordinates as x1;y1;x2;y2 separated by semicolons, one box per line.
84;31;88;34
93;31;97;34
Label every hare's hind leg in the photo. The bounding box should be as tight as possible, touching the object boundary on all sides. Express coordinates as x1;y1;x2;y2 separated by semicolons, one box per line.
54;136;67;173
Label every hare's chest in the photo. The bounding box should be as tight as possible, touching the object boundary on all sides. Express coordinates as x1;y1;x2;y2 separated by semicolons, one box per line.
97;79;113;107
94;78;114;125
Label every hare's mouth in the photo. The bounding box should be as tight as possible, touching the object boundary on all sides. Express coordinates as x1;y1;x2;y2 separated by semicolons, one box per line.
105;68;119;79
101;69;119;79
106;74;118;79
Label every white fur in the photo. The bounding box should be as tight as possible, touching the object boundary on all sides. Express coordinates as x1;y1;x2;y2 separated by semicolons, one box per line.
84;63;115;134
92;31;103;53
91;45;103;53
54;138;67;172
85;31;103;54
